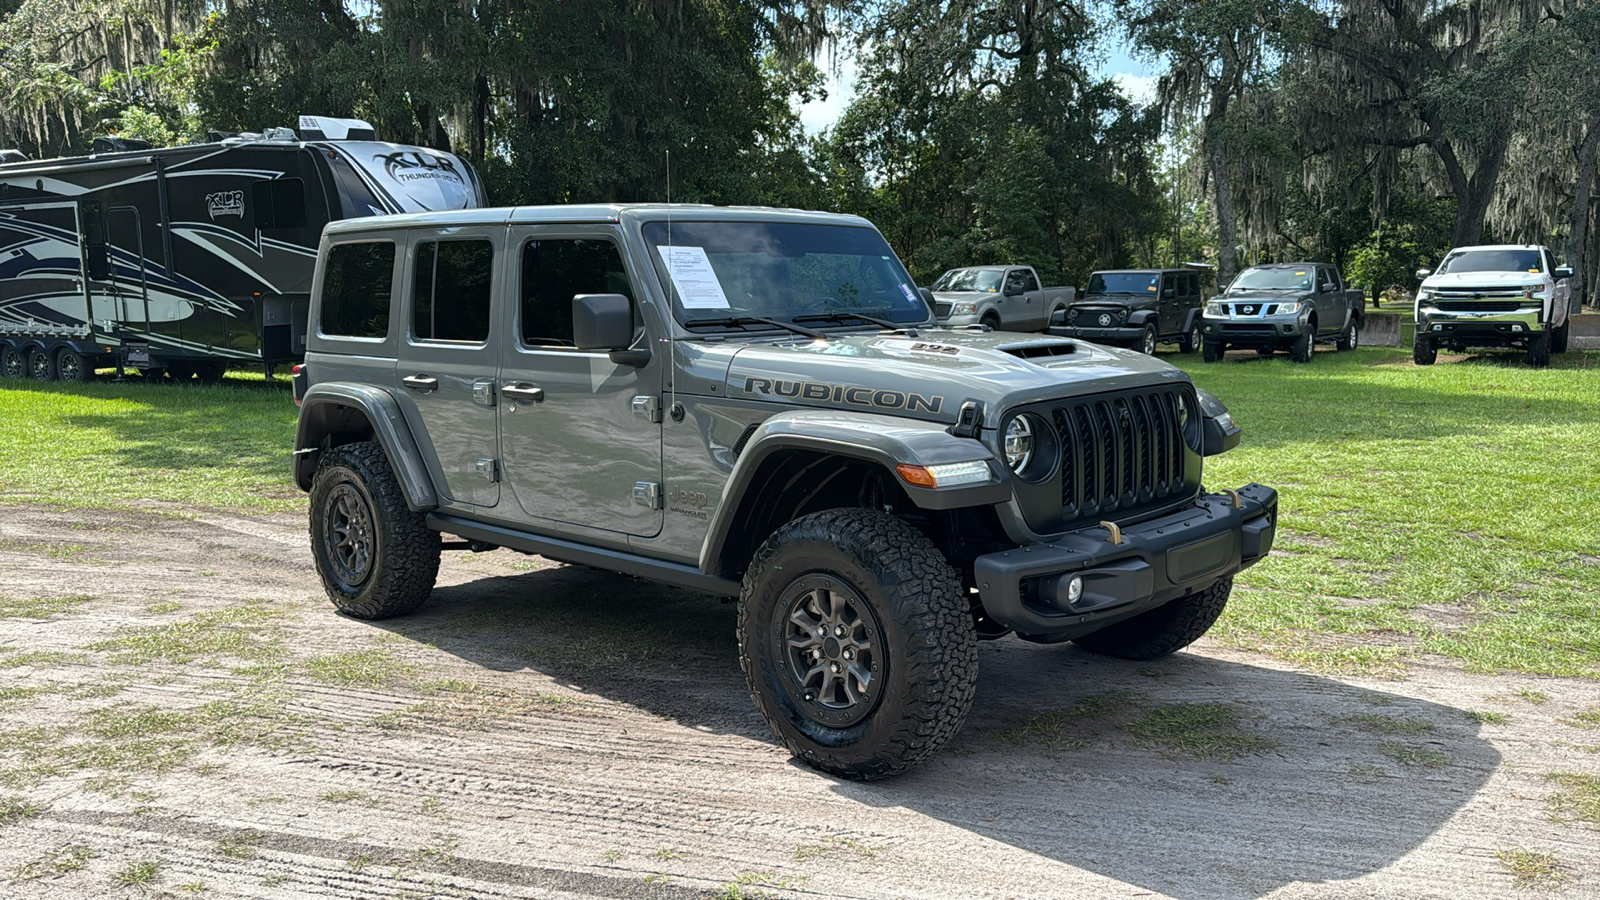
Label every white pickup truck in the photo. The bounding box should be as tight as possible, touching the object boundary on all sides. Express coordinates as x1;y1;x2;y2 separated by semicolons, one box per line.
929;265;1075;332
1414;244;1573;367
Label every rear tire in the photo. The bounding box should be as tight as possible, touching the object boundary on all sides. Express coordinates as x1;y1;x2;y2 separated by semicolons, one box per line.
309;441;440;619
1289;326;1314;363
1413;333;1437;366
1202;338;1225;362
27;347;55;381
1526;330;1551;368
56;348;90;383
1138;322;1158;355
1072;577;1233;661
1179;321;1201;354
738;508;978;780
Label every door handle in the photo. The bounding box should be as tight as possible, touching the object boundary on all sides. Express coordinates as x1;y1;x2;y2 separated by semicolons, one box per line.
502;383;545;404
401;374;438;393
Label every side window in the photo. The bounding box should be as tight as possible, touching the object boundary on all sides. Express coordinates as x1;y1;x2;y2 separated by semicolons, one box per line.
1019;269;1039;292
1185;273;1198;297
1320;267;1335;291
520;238;634;348
320;241;395;338
252;178;307;230
1161;274;1175;296
412;239;493;343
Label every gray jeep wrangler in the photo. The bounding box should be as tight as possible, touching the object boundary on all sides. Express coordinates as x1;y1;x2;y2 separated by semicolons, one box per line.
291;204;1278;780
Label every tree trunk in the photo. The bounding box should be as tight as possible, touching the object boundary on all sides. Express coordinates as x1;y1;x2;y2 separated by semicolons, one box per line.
1564;114;1600;310
1208;132;1237;283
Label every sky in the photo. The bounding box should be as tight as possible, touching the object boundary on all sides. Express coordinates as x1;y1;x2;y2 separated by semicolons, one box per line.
797;38;1158;135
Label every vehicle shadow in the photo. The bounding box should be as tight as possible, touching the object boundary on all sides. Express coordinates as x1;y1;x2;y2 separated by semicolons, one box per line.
373;562;1500;900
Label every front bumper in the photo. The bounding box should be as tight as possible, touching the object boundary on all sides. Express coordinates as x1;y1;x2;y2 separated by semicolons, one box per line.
938;312;983;327
1418;308;1544;346
1049;324;1141;344
973;483;1277;642
1202;315;1305;347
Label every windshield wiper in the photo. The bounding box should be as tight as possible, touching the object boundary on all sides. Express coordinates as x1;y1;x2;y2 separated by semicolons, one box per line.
792;311;919;335
682;315;828;340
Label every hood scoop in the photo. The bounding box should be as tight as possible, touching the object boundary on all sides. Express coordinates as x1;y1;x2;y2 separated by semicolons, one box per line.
999;340;1078;360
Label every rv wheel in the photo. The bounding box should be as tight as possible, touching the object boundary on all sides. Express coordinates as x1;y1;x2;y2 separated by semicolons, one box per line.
56;348;90;383
0;346;22;379
27;348;55;381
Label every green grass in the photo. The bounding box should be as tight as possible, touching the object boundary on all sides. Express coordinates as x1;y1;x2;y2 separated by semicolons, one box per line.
0;378;298;512
1545;772;1600;826
114;859;163;887
1175;346;1600;677
0;594;93;619
1120;702;1280;760
1495;848;1569;888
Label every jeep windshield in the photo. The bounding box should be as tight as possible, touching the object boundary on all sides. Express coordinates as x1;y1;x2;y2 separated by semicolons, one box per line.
1086;272;1159;294
932;268;1003;292
1436;248;1543;275
1229;267;1314;292
642;221;930;329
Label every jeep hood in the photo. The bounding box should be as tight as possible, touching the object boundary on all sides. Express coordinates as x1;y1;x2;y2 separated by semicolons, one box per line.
720;330;1188;427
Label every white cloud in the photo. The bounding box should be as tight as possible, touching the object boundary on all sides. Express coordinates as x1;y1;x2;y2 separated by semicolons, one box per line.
796;57;859;136
1113;72;1159;105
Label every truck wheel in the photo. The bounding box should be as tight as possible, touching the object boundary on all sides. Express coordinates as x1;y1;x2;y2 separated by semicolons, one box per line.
1;345;24;379
1072;577;1233;661
1138;322;1158;355
738;508;978;780
1335;319;1359;351
1202;338;1225;362
1526;331;1551;368
1413;333;1436;366
309;441;440;619
1289;327;1314;363
980;312;1001;332
1179;321;1201;354
56;348;90;383
1552;319;1570;354
27;348;55;381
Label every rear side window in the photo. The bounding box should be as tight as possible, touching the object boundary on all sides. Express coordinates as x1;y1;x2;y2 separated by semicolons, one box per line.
321;241;395;338
520;239;634;347
413;239;494;343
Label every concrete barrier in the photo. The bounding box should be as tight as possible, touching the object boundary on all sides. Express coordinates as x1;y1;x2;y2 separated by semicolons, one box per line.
1571;313;1600;349
1362;312;1402;347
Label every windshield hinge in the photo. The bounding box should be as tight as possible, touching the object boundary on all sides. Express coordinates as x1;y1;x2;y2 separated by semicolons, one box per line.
631;395;661;423
948;401;984;439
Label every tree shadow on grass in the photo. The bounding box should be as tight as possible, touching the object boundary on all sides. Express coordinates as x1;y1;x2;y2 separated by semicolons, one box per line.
371;563;1499;900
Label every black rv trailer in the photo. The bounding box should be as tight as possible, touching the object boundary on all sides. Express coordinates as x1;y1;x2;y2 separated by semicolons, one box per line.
0;117;484;382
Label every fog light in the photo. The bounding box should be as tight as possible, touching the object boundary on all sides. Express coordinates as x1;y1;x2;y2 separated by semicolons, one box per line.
1066;575;1083;604
1433;324;1443;331
1512;324;1524;332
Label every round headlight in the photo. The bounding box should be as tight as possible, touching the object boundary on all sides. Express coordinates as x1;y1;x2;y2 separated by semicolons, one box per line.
1177;392;1202;451
1004;416;1035;472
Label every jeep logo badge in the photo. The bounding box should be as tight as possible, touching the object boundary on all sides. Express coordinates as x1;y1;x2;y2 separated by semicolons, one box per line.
1098;313;1112;326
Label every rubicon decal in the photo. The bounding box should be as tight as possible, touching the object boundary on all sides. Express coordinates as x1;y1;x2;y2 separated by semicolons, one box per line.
742;377;943;413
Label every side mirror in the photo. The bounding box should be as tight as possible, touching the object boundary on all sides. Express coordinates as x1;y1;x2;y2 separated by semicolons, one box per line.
1004;285;1023;297
572;293;647;366
918;286;935;305
1162;287;1175;298
1555;266;1574;279
1321;282;1337;293
1415;268;1432;281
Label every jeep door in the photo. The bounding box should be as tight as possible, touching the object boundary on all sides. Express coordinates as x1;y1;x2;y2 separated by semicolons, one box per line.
392;229;501;508
496;228;663;537
1158;273;1180;335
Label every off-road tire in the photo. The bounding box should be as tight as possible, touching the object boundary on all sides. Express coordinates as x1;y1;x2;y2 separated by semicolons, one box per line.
55;348;90;383
27;347;54;381
1202;338;1225;362
1137;322;1158;355
1179;320;1201;354
1413;333;1437;366
1551;319;1570;354
2;345;27;379
1335;319;1359;351
1289;326;1315;363
1072;577;1233;661
738;508;978;780
1526;330;1551;368
309;441;440;619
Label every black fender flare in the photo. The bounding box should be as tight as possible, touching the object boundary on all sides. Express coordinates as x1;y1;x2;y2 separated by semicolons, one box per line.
293;382;439;511
1127;308;1158;329
698;410;1010;577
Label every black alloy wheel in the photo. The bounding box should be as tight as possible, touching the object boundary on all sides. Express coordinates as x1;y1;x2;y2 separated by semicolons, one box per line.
28;348;54;381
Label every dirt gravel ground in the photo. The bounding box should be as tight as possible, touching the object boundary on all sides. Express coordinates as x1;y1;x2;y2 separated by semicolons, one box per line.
0;504;1596;899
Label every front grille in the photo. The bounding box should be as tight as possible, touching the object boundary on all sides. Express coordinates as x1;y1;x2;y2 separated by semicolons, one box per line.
933;302;953;317
1048;386;1190;521
1067;306;1129;327
1433;300;1528;312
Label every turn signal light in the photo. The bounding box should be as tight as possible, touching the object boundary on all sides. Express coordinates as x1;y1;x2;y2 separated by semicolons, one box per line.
896;461;991;488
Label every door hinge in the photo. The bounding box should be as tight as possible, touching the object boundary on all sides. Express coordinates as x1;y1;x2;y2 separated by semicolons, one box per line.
475;457;500;482
631;395;661;423
632;481;662;509
472;379;496;407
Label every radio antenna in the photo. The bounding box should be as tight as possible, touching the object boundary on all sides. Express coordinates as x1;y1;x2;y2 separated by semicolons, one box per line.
665;149;676;417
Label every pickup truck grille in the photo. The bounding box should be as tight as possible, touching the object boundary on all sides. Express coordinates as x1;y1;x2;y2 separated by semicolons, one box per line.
933;302;953;317
1432;300;1529;312
1048;386;1191;520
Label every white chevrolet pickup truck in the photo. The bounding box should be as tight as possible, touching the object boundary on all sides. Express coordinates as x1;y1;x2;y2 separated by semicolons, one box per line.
1414;244;1573;367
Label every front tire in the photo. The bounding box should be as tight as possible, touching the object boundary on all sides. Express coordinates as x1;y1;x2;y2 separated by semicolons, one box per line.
309;441;440;619
1072;577;1233;661
1179;321;1201;354
1289;326;1314;363
1202;338;1225;362
738;508;978;780
1551;319;1570;354
1413;333;1437;365
1138;322;1158;355
980;312;1001;332
1526;330;1551;368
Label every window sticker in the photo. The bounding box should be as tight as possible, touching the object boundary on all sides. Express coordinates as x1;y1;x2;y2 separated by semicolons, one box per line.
899;283;918;304
657;246;730;309
1294;271;1307;276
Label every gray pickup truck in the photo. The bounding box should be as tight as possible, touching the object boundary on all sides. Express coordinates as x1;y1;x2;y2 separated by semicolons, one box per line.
1201;263;1364;362
291;205;1277;780
929;265;1075;331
